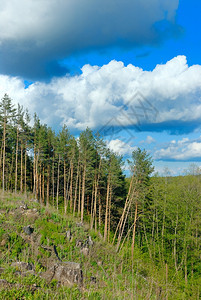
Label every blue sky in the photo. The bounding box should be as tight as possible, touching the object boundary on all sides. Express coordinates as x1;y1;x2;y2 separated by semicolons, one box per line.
0;0;201;176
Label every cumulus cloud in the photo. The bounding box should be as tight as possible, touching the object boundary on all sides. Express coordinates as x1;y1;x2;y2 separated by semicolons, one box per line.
0;0;180;79
107;139;137;156
154;137;201;161
1;56;201;135
140;135;156;144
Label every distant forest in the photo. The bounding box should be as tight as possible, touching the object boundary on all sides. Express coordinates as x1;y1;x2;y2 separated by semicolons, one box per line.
0;93;200;296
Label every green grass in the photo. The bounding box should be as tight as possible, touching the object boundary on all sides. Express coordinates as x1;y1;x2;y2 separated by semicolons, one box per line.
0;190;199;299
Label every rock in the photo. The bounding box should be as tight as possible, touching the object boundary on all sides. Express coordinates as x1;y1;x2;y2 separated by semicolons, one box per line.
87;235;94;247
41;262;83;287
0;279;11;288
30;198;38;203
19;202;28;210
23;225;34;235
80;247;89;256
97;261;103;266
82;235;94;249
76;240;83;248
88;236;93;246
66;230;72;241
11;261;33;271
76;222;83;227
0;239;6;247
90;276;96;284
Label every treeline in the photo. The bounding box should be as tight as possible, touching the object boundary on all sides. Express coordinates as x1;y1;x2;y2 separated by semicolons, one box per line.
0;94;127;241
0;93;200;295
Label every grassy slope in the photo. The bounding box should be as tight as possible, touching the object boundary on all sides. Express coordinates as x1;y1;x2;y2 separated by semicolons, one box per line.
0;190;191;299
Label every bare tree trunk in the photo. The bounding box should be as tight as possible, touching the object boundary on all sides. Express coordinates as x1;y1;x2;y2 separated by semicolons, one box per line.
33;145;36;196
65;167;71;212
108;187;112;242
39;165;42;204
24;142;27;194
81;165;86;222
78;173;81;216
56;154;60;210
87;195;90;215
46;164;50;207
52;155;55;207
15;128;19;193
42;165;45;203
91;160;101;231
113;175;135;245
64;159;67;214
36;150;40;199
69;161;74;212
20;143;23;193
131;202;138;260
0;142;3;187
90;181;95;229
98;191;102;229
104;175;110;241
8;150;15;191
73;161;79;216
2;121;6;191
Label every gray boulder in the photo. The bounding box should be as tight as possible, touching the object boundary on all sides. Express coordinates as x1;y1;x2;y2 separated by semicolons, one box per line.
23;225;34;235
11;261;33;271
66;230;72;241
42;262;83;287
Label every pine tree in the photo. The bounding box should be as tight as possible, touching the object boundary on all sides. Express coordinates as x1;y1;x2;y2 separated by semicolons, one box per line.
0;94;16;191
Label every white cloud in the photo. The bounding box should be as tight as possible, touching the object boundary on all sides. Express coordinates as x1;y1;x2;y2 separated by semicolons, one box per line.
141;135;156;144
107;139;137;156
154;136;201;161
0;56;201;134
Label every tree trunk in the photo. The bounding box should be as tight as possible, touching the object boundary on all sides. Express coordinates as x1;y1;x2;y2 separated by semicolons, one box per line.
2;120;6;191
42;165;45;203
20;143;23;193
73;161;79;216
24;142;27;194
131;201;138;260
108;187;112;242
113;174;135;245
81;165;86;222
15;128;19;193
90;181;95;229
56;154;60;210
46;164;50;207
69;161;74;212
33;144;36;196
98;191;102;229
64;159;67;214
104;175;110;241
78;173;81;216
52;155;55;207
39;165;42;204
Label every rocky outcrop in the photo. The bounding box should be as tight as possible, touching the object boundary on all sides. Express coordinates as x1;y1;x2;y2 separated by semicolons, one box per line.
11;261;33;271
41;262;83;287
23;225;34;235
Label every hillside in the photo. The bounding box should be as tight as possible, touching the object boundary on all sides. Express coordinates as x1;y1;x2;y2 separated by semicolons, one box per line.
0;191;179;299
0;188;200;300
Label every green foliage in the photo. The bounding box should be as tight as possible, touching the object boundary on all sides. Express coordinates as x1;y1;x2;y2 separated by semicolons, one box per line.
0;92;200;299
